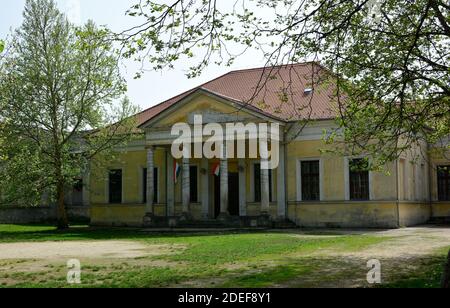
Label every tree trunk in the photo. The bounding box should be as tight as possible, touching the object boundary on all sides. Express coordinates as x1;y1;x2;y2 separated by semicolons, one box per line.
56;181;69;230
442;249;450;288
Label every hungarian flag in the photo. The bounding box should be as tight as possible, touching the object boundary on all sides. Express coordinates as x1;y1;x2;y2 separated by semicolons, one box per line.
212;162;220;176
174;160;181;183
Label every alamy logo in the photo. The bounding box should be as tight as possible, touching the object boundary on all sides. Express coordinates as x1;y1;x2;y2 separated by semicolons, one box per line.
367;259;381;284
366;0;382;23
171;115;280;170
67;259;81;284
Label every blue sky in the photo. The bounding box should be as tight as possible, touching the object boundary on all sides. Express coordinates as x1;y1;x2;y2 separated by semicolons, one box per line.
0;0;265;112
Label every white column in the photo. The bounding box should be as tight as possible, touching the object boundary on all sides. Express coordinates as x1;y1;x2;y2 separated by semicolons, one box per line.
277;143;286;219
261;158;270;214
238;159;247;216
166;150;175;216
220;158;229;215
201;158;210;219
182;157;190;215
145;147;155;215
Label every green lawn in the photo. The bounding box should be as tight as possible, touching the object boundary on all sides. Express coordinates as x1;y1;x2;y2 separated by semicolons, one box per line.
0;224;447;288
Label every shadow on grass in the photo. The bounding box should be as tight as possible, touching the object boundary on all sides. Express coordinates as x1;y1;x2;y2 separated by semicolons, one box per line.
0;224;274;243
218;254;447;289
6;254;444;288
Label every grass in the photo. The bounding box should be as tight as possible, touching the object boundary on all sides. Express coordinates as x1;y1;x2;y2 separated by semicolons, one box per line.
0;224;448;288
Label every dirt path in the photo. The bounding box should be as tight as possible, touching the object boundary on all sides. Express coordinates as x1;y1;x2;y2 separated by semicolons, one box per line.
343;226;450;259
0;241;176;260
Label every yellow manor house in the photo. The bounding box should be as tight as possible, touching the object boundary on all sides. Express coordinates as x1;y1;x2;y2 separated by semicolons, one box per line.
73;63;450;228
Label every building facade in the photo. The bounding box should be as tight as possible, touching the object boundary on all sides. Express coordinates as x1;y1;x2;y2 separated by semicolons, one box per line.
84;63;450;228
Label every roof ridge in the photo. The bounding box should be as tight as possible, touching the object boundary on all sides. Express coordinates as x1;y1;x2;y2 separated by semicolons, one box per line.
225;61;319;75
136;61;322;117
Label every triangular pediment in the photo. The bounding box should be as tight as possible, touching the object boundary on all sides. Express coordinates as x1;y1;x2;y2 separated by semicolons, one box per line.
140;88;284;129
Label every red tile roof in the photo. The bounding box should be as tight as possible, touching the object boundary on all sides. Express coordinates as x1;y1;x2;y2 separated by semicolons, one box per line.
136;62;337;127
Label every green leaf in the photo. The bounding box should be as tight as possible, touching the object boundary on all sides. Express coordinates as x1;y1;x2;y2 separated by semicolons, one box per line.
0;40;4;53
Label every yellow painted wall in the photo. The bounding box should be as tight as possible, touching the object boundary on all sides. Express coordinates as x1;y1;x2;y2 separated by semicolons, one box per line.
286;140;397;202
371;162;397;200
288;202;399;228
398;202;431;227
90;148;166;205
432;202;450;218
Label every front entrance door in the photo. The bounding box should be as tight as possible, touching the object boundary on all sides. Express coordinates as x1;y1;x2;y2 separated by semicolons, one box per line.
213;173;240;218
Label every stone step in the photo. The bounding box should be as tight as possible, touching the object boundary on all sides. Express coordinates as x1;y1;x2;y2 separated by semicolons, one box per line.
177;220;241;228
272;220;298;229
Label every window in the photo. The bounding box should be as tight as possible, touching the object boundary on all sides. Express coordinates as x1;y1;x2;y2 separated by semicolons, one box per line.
73;178;83;193
438;166;450;201
143;168;158;204
109;169;122;204
254;163;273;202
301;161;320;201
190;166;198;203
349;159;370;201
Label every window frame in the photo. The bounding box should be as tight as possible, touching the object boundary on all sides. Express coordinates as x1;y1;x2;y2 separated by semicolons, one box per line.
300;160;321;201
108;169;123;204
346;158;371;201
437;165;450;201
296;158;323;202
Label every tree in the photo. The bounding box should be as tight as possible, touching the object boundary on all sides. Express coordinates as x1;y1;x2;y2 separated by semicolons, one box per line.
119;0;449;166
0;0;139;229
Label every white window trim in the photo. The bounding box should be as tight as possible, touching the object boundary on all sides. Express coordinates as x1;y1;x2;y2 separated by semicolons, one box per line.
344;157;373;201
296;158;324;202
250;161;275;203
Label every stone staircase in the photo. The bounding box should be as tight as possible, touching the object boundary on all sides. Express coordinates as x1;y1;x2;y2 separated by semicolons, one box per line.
177;218;242;229
176;217;298;229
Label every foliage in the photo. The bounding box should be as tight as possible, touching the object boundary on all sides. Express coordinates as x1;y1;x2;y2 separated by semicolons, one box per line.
119;0;449;165
0;0;139;227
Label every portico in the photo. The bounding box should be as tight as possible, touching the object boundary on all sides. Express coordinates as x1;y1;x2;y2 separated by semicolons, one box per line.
140;143;287;227
139;89;287;226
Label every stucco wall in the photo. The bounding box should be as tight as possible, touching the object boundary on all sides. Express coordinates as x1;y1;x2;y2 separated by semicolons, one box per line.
287;202;399;228
286;201;431;228
0;206;90;224
398;202;431;227
90;204;145;227
90;149;167;205
432;202;450;218
286;140;398;202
